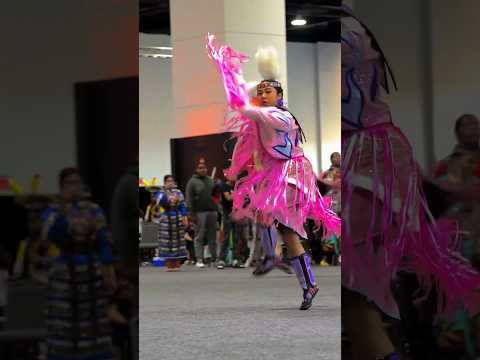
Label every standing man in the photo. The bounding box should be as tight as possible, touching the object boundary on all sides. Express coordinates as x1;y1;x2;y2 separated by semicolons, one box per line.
186;162;217;268
217;178;234;269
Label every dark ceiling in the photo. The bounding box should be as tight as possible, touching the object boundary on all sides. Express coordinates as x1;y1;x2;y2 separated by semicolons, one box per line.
140;0;341;43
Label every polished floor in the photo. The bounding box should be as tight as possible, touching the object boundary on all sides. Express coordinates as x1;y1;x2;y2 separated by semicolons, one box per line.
140;264;341;360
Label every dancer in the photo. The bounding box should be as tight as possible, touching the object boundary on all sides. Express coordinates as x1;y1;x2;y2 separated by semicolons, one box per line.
41;167;115;360
156;175;189;271
337;4;480;359
207;34;340;310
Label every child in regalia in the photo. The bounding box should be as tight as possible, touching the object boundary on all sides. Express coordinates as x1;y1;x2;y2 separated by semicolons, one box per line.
207;34;340;310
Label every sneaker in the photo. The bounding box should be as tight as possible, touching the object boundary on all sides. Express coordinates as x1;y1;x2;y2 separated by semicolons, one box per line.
299;286;319;310
232;259;246;268
216;260;225;269
196;261;205;268
319;259;330;267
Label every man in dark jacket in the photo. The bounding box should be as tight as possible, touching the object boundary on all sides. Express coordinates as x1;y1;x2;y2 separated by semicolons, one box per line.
185;162;217;268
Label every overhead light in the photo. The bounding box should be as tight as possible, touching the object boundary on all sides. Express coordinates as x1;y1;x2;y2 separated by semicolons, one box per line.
151;54;172;59
139;46;173;59
147;46;173;51
291;16;307;26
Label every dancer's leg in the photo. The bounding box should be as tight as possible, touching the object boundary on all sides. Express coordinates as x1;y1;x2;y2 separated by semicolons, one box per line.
272;233;293;274
279;224;319;310
342;287;395;360
279;224;305;258
261;225;276;258
252;224;277;276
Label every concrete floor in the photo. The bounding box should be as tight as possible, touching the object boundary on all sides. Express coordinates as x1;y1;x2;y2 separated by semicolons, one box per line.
140;264;341;360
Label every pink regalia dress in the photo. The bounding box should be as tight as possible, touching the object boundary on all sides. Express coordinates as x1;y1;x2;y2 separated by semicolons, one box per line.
206;34;340;240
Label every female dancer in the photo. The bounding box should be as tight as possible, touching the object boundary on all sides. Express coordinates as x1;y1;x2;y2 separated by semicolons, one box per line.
42;167;115;359
337;4;480;359
207;34;340;310
156;175;189;271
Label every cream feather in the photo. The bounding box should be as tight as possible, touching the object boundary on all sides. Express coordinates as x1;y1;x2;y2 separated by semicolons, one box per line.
255;46;281;80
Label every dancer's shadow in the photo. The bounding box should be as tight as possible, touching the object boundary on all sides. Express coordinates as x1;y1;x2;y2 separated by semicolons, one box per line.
271;306;331;312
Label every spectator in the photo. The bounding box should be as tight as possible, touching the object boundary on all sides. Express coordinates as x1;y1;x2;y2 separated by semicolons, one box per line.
320;152;341;183
185;162;218;268
430;131;480;358
318;153;342;266
217;179;247;269
111;164;139;286
184;217;197;265
433;114;480;178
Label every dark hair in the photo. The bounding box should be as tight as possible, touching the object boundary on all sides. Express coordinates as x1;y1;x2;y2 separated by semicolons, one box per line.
276;105;307;143
455;114;477;135
336;6;398;94
58;167;80;188
272;84;283;98
164;174;174;182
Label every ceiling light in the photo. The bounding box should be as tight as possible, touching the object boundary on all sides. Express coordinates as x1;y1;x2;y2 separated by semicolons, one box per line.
139;53;173;59
291;16;307;26
148;46;173;51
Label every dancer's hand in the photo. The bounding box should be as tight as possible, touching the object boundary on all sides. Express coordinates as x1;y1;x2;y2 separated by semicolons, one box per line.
253;150;263;171
182;216;189;227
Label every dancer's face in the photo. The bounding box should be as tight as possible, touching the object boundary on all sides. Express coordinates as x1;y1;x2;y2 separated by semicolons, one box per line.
257;86;282;107
164;176;175;189
61;173;82;202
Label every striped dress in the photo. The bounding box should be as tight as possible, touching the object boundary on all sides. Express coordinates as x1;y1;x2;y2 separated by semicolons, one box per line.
42;200;114;360
156;188;188;259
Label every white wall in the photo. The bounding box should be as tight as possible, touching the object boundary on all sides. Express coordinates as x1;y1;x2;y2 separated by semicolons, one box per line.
0;1;137;193
139;35;340;180
317;42;341;172
287;42;320;175
139;34;173;182
430;0;480;161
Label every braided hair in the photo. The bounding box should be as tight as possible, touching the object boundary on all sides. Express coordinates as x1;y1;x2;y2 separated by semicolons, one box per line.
260;81;307;144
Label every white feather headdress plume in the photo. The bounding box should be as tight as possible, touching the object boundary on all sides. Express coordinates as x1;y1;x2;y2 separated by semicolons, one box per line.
255;46;281;81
